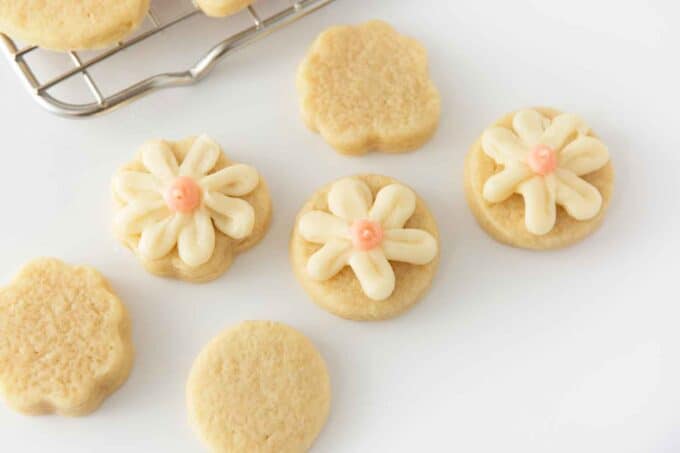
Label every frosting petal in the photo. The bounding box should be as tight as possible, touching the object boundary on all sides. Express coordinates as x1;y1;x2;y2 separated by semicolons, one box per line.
113;171;161;203
200;164;259;196
179;135;220;178
204;192;255;240
327;178;372;221
368;184;416;229
516;175;556;235
540;113;588;151
513;109;549;146
140;141;179;182
481;127;528;165
177;208;215;267
298;211;350;244
554;169;603;220
559;136;609;176
348;249;395;301
382;229;437;265
482;164;534;203
306;238;353;280
114;199;170;235
138;214;185;260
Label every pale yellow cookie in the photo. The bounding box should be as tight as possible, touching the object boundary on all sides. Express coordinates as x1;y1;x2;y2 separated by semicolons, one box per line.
464;107;614;250
0;258;133;416
196;0;254;17
112;135;272;283
291;175;440;321
187;321;331;453
0;0;149;51
297;20;441;155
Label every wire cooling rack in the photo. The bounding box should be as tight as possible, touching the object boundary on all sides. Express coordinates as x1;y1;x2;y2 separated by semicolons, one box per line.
0;0;335;117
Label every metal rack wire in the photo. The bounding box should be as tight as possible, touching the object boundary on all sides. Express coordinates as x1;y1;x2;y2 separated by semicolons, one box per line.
0;0;335;117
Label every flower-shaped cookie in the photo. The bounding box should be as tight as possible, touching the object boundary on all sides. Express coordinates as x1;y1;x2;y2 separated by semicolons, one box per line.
291;175;440;320
0;0;149;51
195;0;253;17
113;135;271;282
297;21;441;155
464;107;614;249
0;258;133;416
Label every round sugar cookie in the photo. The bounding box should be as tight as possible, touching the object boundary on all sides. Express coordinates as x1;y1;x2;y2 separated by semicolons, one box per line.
0;258;133;416
187;321;331;453
464;107;614;250
196;0;254;17
112;135;272;283
297;20;441;155
291;175;440;321
0;0;150;51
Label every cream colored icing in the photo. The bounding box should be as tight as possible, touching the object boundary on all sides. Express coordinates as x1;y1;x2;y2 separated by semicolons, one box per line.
481;109;610;235
298;178;438;301
113;135;259;267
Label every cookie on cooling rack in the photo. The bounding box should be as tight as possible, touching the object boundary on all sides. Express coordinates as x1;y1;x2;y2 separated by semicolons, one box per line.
291;175;440;321
297;20;441;155
0;0;150;51
187;321;331;453
112;135;271;283
0;258;133;416
464;107;614;250
195;0;254;17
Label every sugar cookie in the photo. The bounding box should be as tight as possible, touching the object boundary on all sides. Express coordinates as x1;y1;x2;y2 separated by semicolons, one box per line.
196;0;254;17
187;321;331;453
112;135;272;283
0;258;133;416
297;20;441;155
464;107;614;250
0;0;149;51
291;175;440;321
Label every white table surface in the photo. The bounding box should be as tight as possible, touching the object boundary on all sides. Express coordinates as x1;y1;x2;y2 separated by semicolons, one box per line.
1;0;679;451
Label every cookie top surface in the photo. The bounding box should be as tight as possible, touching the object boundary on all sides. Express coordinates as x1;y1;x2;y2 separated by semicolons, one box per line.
112;135;271;282
464;107;614;250
195;0;254;17
0;258;133;416
0;0;150;51
297;20;441;155
187;321;331;453
291;175;440;321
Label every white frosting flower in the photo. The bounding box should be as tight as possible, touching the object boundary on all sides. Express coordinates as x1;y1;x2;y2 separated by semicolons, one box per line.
481;109;610;235
298;178;438;301
113;135;259;267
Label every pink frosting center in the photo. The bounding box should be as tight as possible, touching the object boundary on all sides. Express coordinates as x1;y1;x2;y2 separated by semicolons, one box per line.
527;144;558;175
164;176;201;213
350;219;384;251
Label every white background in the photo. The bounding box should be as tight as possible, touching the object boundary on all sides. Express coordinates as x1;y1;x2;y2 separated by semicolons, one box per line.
1;0;679;451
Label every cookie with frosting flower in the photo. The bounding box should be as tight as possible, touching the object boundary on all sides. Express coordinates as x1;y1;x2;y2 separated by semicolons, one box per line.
112;135;271;282
297;20;441;155
464;107;614;249
291;175;439;321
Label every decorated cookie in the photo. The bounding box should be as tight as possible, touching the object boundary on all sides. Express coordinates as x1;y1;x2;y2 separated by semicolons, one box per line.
187;321;331;453
0;0;149;51
297;20;441;155
291;175;440;321
196;0;254;17
0;258;133;416
112;135;271;283
464;107;614;249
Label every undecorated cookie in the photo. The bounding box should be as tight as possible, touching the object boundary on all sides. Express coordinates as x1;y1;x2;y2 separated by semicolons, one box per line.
112;135;272;283
196;0;254;17
291;175;440;321
187;321;331;453
0;258;133;416
0;0;150;51
297;20;441;155
464;107;614;250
